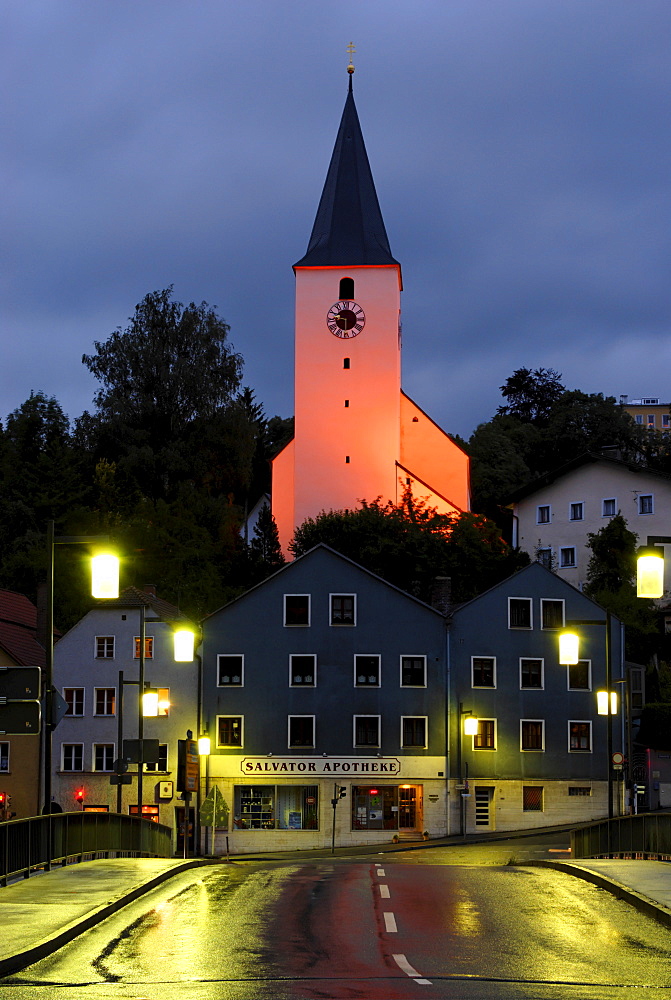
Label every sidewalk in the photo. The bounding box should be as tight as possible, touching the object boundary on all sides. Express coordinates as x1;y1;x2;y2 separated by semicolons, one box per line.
1;842;671;980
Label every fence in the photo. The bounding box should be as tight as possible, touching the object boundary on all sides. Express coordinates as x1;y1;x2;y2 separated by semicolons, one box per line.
0;811;172;886
572;813;671;859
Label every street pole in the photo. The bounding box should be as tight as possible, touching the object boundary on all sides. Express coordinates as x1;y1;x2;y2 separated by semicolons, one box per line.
137;608;145;815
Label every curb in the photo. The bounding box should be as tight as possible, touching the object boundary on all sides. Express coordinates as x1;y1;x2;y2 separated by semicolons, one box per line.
0;859;215;979
525;860;671;930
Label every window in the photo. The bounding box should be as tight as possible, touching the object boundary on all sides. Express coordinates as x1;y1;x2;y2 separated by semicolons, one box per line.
569;502;584;521
569;721;592;752
94;744;115;771
520;659;544;689
472;656;496;688
635;414;643;424
568;786;592;796
354;655;380;687
284;595;310;626
339;277;354;299
157;687;170;717
473;719;496;750
64;688;84;716
95;636;114;658
521;720;544;751
560;547;576;568
354;716;380;747
62;744;84;771
343;358;350;370
663;415;670;429
602;498;616;517
568;659;591;690
508;598;532;629
134;636;154;658
639;494;654;515
331;594;356;625
630;667;644;710
648;414;656;427
0;742;8;772
217;716;243;748
144;744;169;772
541;599;564;630
290;654;316;686
234;785;319;831
536;548;553;569
352;786;399;831
537;505;551;524
218;655;244;686
523;787;543;811
401;717;427;748
94;688;116;716
288;715;315;748
400;656;427;687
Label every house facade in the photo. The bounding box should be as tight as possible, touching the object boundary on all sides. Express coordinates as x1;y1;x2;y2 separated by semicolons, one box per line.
52;587;198;841
507;453;671;596
200;545;449;852
448;562;624;833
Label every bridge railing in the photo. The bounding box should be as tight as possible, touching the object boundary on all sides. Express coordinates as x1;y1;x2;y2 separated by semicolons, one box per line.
572;813;671;859
0;811;172;886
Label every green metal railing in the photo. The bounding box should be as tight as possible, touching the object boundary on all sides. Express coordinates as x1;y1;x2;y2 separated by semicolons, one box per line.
572;813;671;859
0;811;172;886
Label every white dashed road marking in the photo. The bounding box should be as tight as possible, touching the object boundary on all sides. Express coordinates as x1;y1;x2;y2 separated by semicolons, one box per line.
383;911;398;933
379;884;390;898
393;953;432;986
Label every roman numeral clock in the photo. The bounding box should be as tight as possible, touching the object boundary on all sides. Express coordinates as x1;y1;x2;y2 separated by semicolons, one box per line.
326;300;366;339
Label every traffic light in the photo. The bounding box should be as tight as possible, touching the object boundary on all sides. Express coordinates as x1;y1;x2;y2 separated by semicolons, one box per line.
0;793;5;806
75;788;85;807
338;786;347;799
0;792;6;821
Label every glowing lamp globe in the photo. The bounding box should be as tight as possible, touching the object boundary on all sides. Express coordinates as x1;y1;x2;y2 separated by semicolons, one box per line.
174;629;195;662
198;736;211;756
91;553;119;599
637;550;664;599
463;716;479;736
559;632;580;665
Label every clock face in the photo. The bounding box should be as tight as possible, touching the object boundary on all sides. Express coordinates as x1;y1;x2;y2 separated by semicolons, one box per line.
326;300;365;339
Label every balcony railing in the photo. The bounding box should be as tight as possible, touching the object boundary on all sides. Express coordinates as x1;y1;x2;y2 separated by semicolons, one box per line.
572;813;671;859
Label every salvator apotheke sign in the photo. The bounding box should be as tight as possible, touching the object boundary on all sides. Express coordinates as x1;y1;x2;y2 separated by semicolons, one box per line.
240;757;401;776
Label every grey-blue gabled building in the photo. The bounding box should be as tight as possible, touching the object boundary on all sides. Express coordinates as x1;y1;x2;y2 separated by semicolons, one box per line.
448;561;623;834
200;545;449;851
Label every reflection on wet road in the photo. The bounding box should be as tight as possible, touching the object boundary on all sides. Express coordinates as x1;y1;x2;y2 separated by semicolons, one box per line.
2;843;671;999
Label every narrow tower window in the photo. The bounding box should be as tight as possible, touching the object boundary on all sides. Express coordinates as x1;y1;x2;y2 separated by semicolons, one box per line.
345;456;350;464
343;358;350;369
344;400;349;407
339;277;354;299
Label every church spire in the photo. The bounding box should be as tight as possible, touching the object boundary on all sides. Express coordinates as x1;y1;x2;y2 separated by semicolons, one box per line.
294;69;400;269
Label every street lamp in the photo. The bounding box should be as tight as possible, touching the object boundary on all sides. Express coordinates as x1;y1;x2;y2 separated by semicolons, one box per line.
637;541;668;599
457;703;478;837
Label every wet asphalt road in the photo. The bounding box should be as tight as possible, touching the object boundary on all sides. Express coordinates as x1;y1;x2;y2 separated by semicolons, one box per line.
2;836;671;999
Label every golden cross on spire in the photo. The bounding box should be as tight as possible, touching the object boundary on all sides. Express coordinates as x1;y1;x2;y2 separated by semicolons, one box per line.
347;41;355;75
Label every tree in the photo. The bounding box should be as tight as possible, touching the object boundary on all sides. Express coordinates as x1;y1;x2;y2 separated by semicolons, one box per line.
497;368;565;424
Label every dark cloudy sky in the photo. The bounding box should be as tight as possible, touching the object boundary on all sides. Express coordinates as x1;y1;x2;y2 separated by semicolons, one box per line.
4;1;670;440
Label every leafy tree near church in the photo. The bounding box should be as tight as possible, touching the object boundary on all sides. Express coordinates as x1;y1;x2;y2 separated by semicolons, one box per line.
497;367;565;424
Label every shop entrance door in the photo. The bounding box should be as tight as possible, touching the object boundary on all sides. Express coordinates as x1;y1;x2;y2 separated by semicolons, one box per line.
398;785;422;831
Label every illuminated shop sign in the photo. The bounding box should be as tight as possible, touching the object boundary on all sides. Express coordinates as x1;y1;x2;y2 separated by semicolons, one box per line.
240;757;401;776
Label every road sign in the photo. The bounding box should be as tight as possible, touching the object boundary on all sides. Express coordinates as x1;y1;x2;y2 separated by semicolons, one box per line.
113;757;129;774
51;687;69;727
110;774;133;786
612;752;625;766
178;738;199;792
123;739;160;764
0;701;41;735
0;666;41;700
200;786;227;827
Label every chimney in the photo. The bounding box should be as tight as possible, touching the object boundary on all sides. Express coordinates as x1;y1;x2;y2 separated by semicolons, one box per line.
143;584;157;597
431;577;451;616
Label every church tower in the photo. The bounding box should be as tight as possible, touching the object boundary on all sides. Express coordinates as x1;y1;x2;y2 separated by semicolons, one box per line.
272;66;469;553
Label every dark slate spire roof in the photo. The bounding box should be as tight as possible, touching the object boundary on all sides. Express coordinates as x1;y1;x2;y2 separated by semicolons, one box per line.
294;77;400;269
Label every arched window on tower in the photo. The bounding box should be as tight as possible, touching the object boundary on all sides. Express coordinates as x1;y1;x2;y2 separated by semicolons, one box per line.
339;277;354;299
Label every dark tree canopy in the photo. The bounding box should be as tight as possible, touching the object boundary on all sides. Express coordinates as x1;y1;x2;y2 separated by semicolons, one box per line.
497;367;565;424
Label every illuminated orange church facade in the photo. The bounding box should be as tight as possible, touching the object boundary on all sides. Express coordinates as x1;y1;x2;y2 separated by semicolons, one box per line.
272;72;469;552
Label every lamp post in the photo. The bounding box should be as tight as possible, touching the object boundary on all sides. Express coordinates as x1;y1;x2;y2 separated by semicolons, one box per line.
457;702;478;837
44;521;118;816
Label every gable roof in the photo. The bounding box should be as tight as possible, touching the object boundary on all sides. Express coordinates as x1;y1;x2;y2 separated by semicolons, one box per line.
0;589;46;667
505;451;671;505
96;586;191;623
202;543;445;621
294;79;400;270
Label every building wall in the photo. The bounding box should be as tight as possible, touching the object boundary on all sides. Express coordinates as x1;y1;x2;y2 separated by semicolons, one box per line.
0;647;40;819
513;461;671;595
399;392;470;512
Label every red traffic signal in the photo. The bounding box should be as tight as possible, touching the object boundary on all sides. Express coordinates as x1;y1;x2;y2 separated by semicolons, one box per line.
75;788;85;804
0;793;5;806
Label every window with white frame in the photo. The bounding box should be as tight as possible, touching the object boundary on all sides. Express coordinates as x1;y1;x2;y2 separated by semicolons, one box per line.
569;502;584;521
639;494;654;515
144;744;169;772
0;742;8;772
541;599;564;629
401;716;427;748
536;548;553;569
560;547;576;568
508;598;532;629
218;654;244;686
602;498;616;517
473;719;496;750
290;654;316;686
94;688;116;716
284;594;310;626
663;414;670;429
288;715;315;748
400;656;426;687
354;715;380;747
354;655;380;687
471;656;496;687
330;594;356;625
569;721;592;752
568;659;591;690
93;744;115;771
62;744;84;771
95;636;114;658
134;635;154;658
157;687;170;717
520;658;544;689
537;505;551;524
217;716;243;748
64;688;84;716
521;720;544;751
